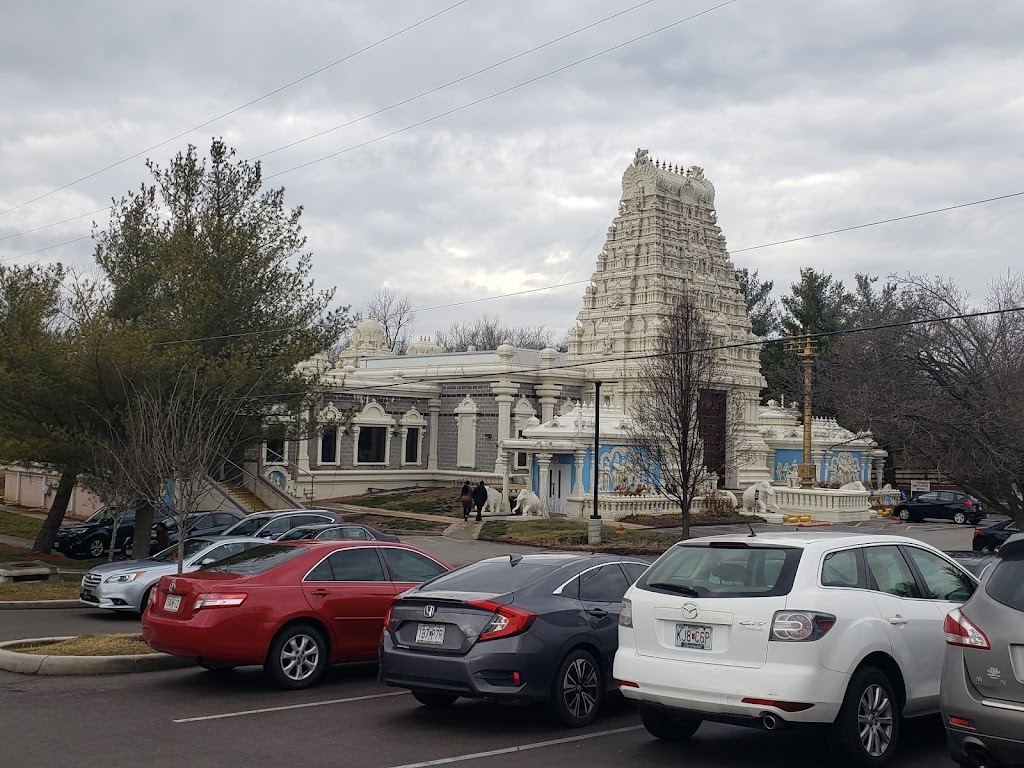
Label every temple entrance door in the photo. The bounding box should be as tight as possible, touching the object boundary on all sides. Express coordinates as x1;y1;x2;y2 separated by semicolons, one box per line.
698;389;727;487
548;462;572;502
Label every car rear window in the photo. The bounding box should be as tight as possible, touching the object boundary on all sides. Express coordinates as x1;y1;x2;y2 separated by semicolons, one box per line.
985;553;1024;612
637;543;802;598
418;560;557;594
200;544;305;575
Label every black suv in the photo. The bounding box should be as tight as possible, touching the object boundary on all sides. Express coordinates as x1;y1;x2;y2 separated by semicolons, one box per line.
894;490;986;525
53;506;171;559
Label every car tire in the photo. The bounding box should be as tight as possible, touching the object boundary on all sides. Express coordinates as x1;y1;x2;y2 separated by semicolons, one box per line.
548;649;604;728
265;624;328;690
639;705;702;741
139;586;154;615
411;691;458;707
828;665;900;768
953;512;967;525
897;508;911;522
86;536;107;559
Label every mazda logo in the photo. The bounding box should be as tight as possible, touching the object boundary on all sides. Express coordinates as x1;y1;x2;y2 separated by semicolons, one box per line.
681;602;698;619
423;605;436;619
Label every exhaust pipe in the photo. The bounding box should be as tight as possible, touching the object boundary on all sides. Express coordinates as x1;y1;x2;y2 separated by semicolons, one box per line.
762;714;778;731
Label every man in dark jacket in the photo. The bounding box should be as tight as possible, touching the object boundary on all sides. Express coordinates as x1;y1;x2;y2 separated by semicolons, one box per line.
471;481;488;523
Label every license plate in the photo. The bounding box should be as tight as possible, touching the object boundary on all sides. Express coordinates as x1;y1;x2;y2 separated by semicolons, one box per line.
415;623;445;645
675;623;713;650
164;595;182;612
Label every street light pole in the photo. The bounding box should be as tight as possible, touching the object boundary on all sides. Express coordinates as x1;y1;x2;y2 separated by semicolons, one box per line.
588;380;602;545
795;335;817;489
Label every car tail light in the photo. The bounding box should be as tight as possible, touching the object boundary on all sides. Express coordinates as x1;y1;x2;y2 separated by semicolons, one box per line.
468;600;536;642
964;499;973;508
973;529;980;538
709;541;749;549
944;609;990;649
193;593;248;610
948;715;973;728
616;679;639;688
741;697;814;713
770;611;836;641
384;602;395;631
619;598;633;628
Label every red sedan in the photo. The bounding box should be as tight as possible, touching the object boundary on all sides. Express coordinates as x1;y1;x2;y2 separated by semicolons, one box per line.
141;540;450;689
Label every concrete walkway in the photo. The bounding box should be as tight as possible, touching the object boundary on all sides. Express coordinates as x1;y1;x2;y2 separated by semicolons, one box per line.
0;504;48;521
0;534;32;549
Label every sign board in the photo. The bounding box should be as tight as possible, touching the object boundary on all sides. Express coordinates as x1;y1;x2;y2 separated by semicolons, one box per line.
910;480;930;493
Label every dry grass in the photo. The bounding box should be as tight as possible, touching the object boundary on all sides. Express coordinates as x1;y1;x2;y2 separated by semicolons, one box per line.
620;511;766;527
16;633;152;656
341;513;450;533
0;579;80;601
479;519;681;556
328;486;466;519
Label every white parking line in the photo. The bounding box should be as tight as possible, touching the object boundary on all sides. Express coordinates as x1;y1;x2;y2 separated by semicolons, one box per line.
172;691;409;723
383;725;645;768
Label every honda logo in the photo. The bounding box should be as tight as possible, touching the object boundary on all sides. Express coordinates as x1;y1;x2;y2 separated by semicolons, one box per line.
681;602;698;619
423;605;436;619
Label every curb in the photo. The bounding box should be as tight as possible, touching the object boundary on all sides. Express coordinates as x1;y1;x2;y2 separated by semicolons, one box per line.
0;600;84;611
0;637;194;675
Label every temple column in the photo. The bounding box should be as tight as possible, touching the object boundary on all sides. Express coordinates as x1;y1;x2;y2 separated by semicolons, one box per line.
427;398;441;470
536;381;561;424
537;453;552;515
573;450;585;496
491;380;519;474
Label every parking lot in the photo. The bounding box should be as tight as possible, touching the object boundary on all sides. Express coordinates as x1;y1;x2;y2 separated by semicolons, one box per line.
0;526;977;768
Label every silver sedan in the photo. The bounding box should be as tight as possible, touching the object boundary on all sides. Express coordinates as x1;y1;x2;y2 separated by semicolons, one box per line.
78;536;264;613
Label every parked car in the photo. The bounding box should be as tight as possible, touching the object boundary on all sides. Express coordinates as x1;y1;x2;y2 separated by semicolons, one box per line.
379;553;650;727
161;510;246;545
218;509;342;539
79;536;263;613
941;534;1024;768
53;505;172;560
275;523;399;543
142;540;449;687
894;490;985;525
972;518;1018;552
614;532;978;767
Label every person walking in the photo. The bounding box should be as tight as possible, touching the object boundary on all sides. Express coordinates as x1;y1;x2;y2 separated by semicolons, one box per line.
471;480;488;523
459;481;473;521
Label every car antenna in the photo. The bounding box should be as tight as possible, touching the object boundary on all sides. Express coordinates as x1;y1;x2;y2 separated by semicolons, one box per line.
746;489;759;537
509;553;523;566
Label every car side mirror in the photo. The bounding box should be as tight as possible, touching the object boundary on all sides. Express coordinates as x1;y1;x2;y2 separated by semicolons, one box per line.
200;557;216;565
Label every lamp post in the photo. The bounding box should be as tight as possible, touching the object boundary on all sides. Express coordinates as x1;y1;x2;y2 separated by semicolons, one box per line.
588;380;602;545
788;335;818;489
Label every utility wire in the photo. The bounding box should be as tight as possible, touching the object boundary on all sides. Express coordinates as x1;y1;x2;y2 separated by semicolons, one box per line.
0;0;474;219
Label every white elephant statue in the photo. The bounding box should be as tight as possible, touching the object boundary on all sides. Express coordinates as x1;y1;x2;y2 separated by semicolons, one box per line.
512;489;544;517
742;481;779;514
839;480;867;492
481;486;511;516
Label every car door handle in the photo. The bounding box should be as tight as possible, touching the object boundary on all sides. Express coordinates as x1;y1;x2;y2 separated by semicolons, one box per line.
586;608;609;618
888;616;908;625
310;589;331;598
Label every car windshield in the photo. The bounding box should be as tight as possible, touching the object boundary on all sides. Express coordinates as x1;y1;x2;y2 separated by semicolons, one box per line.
151;539;211;563
417;560;558;593
638;543;802;598
200;543;305;575
221;516;271;537
85;507;125;523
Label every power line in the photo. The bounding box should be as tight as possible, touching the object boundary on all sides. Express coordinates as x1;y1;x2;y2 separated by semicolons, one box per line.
0;0;660;247
0;0;474;220
264;0;741;181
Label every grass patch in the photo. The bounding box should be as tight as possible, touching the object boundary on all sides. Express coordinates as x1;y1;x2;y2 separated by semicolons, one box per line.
0;579;81;601
0;510;44;540
0;543;100;570
620;511;766;527
16;633;152;656
330;486;465;519
479;519;681;556
342;513;450;533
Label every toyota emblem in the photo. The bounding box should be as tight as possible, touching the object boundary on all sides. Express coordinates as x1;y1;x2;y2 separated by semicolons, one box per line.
423;605;436;619
681;602;698;619
169;581;177;594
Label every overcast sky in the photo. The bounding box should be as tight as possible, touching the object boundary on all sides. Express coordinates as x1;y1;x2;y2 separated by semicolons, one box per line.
3;0;1022;343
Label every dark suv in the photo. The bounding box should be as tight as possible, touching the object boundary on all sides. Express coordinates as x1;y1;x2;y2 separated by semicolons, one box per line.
894;490;985;525
53;506;172;560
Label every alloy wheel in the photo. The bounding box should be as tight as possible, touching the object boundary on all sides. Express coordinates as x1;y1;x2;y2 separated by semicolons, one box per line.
280;633;320;682
857;684;894;757
562;657;599;721
88;538;105;558
954;512;967;524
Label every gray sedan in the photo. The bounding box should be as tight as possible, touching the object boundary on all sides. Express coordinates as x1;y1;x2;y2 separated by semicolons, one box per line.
78;536;264;613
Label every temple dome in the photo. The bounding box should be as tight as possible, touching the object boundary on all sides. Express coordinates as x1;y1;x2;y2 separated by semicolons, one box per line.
407;336;443;356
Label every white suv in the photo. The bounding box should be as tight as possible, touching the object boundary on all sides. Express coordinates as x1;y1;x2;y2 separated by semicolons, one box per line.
614;532;977;767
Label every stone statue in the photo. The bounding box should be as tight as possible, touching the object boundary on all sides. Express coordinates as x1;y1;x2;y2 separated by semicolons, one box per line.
512;489;544;517
634;148;649;164
742;481;779;515
481;486;511;516
839;480;867;492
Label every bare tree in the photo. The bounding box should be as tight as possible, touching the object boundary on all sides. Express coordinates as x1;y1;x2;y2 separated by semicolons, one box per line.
625;295;740;540
82;437;157;562
821;273;1024;522
366;288;416;354
434;313;554;352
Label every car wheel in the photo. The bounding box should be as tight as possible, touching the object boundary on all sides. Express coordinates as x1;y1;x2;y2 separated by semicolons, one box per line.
548;649;603;728
265;624;327;690
828;666;899;768
639;705;702;741
86;536;107;559
953;512;967;525
897;508;910;521
412;691;458;707
139;586;154;615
